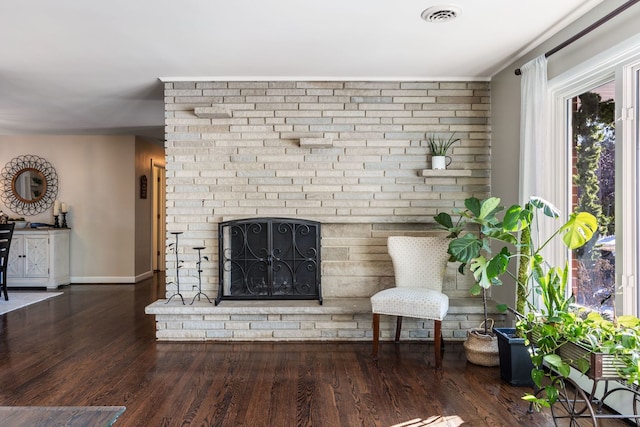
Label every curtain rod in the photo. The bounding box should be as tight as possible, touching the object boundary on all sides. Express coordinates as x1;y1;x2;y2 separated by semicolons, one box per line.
514;0;640;75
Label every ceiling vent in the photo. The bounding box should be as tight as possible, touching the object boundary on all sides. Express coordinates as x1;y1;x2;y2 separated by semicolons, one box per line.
421;5;462;23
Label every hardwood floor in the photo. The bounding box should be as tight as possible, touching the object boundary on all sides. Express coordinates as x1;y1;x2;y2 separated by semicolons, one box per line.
0;276;628;426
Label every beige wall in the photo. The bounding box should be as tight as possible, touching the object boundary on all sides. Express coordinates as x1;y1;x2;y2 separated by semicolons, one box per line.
0;134;162;282
490;0;640;307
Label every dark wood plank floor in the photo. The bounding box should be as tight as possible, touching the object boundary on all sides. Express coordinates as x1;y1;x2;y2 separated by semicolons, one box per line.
0;275;628;426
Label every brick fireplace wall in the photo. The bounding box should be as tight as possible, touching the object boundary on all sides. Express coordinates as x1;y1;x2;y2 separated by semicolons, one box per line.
163;80;490;299
152;80;496;341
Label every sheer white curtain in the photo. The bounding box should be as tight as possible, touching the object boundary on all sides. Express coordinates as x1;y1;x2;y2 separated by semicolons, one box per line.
519;55;548;204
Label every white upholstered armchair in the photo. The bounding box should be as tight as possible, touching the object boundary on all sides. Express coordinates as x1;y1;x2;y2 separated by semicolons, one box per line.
371;236;450;366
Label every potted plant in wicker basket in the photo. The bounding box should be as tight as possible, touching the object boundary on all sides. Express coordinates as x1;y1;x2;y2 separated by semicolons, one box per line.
435;197;515;367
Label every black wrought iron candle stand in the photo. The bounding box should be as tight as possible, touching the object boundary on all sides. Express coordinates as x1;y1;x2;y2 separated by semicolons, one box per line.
61;212;68;228
190;246;211;304
166;232;185;304
53;215;60;228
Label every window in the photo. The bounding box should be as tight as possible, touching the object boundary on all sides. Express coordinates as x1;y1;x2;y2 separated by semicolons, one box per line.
568;81;616;318
546;35;640;317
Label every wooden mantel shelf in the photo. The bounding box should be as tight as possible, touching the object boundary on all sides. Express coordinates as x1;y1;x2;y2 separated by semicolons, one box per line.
194;105;232;118
299;137;333;148
420;169;473;177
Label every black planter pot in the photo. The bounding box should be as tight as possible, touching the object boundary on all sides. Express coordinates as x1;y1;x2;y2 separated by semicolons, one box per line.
494;327;534;387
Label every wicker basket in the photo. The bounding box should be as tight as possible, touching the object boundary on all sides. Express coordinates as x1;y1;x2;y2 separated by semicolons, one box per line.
464;320;500;367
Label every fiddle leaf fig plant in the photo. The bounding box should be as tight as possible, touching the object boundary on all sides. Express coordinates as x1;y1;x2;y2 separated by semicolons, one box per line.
435;196;523;336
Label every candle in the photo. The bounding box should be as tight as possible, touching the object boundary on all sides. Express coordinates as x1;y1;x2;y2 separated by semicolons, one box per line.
61;203;67;213
53;200;60;216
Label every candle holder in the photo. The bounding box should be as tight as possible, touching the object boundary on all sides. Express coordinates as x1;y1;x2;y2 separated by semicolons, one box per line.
166;232;185;305
61;212;68;228
53;215;60;228
190;246;211;305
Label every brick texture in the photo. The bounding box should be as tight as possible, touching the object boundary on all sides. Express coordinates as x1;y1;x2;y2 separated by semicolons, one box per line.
159;80;492;340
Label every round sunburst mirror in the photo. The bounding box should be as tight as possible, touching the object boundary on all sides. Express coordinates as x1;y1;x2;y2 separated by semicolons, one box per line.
1;155;59;215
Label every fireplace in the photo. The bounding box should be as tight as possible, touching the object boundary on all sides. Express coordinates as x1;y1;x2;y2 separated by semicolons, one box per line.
216;218;322;305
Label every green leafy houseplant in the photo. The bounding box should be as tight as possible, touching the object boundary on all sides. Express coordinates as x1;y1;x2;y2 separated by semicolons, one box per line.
505;200;640;411
513;198;598;319
436;196;640;409
521;304;640;410
435;196;598;335
435;197;512;336
427;133;460;156
518;255;640;411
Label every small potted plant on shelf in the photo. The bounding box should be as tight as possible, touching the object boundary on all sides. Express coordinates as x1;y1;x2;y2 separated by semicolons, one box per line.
427;133;459;170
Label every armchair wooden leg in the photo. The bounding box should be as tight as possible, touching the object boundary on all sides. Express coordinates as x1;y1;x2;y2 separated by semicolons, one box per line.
372;313;380;359
434;320;442;369
395;316;402;342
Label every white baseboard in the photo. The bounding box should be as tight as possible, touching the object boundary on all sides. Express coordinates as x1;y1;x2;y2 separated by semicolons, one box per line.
70;270;153;284
136;271;154;281
70;276;136;283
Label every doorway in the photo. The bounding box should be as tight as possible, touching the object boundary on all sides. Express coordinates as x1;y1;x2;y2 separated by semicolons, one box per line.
152;161;166;272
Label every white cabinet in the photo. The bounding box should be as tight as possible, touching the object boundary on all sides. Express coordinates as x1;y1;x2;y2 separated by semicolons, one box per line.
7;229;70;290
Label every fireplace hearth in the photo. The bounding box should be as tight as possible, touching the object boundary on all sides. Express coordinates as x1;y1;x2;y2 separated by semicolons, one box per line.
217;218;322;305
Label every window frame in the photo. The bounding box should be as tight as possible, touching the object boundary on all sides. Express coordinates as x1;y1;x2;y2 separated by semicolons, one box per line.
545;35;640;316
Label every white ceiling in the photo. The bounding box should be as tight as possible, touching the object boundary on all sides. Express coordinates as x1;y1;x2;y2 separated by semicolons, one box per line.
0;0;603;140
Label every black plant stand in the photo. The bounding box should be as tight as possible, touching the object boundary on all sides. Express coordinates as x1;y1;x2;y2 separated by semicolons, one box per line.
190;246;211;304
166;232;185;304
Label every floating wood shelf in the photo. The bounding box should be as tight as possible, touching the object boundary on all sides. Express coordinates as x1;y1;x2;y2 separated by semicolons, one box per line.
194;106;232;118
299;137;333;148
420;169;473;177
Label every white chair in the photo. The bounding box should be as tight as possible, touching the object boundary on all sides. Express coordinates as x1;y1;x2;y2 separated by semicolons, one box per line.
371;236;450;366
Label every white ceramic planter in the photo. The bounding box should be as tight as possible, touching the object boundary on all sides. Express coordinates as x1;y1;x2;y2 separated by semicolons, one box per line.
432;155;451;170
